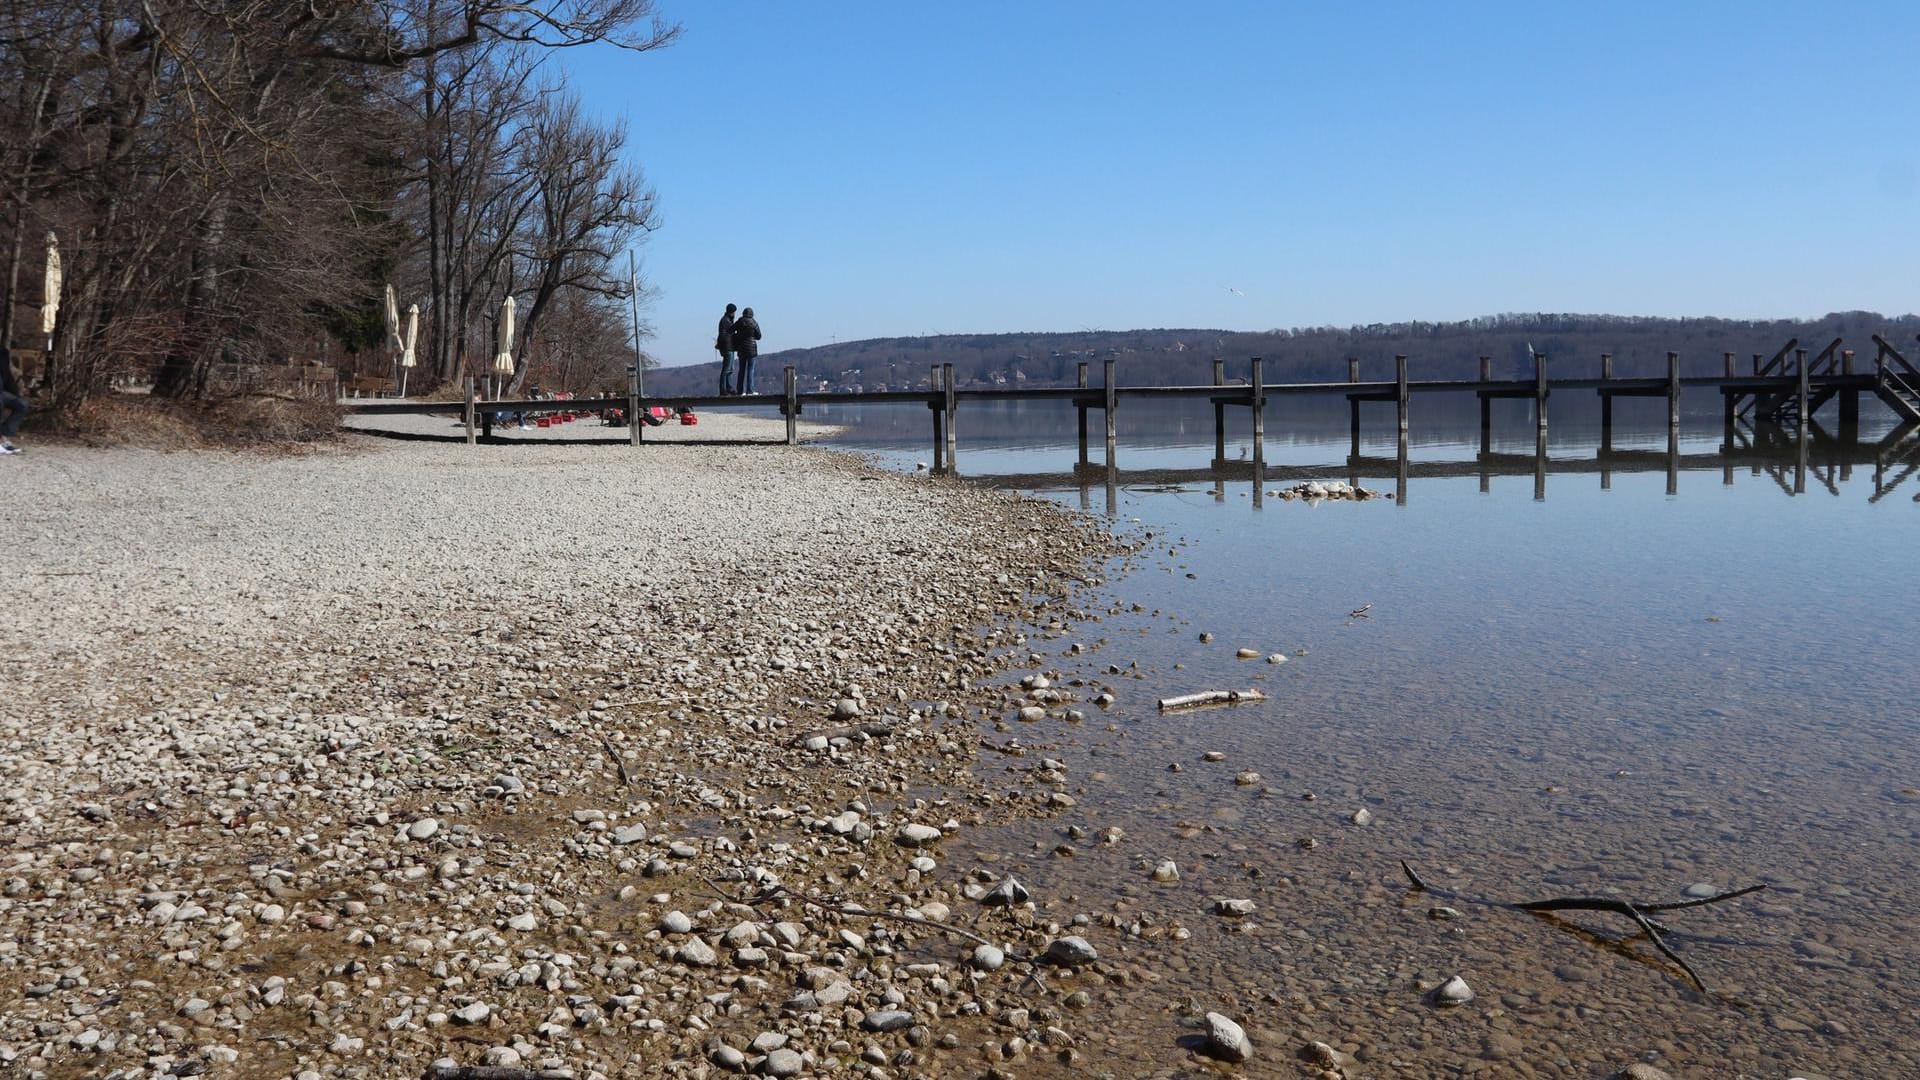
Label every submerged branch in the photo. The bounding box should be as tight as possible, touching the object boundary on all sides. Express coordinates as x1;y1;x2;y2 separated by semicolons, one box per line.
1400;861;1765;994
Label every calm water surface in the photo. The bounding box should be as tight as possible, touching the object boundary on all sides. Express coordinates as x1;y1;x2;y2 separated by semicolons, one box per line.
824;399;1918;1080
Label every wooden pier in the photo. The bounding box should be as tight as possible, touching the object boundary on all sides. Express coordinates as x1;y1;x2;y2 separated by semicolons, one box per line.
342;334;1920;472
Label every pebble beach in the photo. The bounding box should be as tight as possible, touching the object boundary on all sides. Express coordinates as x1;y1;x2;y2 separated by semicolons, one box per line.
0;414;1134;1080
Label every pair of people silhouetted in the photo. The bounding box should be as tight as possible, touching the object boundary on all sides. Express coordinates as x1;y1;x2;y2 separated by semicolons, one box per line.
714;304;762;395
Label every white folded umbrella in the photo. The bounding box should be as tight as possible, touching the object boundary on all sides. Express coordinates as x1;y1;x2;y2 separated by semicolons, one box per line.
494;295;516;374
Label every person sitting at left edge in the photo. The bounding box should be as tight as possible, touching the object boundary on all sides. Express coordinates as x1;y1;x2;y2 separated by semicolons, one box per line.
0;346;27;455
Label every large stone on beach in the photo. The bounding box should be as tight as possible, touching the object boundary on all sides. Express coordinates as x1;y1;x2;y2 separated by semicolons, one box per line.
897;823;942;847
861;1009;914;1032
1431;975;1474;1006
1204;1011;1253;1062
678;937;718;966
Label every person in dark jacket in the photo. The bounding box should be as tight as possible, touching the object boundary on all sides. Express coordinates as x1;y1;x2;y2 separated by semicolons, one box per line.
0;346;26;455
715;303;737;395
731;307;762;395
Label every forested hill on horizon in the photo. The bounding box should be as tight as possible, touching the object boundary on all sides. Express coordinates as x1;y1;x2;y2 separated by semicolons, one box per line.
649;312;1920;395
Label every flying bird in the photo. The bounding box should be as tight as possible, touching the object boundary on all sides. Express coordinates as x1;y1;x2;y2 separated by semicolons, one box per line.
1224;286;1244;296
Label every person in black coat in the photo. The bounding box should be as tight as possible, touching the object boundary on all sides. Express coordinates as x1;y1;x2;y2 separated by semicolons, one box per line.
731;307;762;395
0;346;26;455
715;303;737;395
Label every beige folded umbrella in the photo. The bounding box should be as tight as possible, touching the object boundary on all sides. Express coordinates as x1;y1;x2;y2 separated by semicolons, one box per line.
399;303;418;397
384;284;401;352
494;295;516;375
40;232;61;343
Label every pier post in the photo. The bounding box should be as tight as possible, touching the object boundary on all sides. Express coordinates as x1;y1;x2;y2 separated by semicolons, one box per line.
628;362;642;446
1795;349;1809;446
1077;361;1090;466
942;362;957;467
1600;353;1613;452
1395;354;1409;441
1250;356;1266;477
1667;351;1681;431
1478;355;1491;455
1723;352;1737;431
1103;357;1117;466
1348;357;1363;457
1212;358;1227;467
464;377;476;445
1839;349;1860;435
785;365;799;446
1534;351;1549;435
929;365;945;474
1601;352;1615;486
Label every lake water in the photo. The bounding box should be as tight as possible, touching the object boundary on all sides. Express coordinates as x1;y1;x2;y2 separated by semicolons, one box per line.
821;397;1919;1079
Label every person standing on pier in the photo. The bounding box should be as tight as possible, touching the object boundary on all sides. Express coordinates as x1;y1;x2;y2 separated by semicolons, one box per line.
732;307;762;395
715;303;737;395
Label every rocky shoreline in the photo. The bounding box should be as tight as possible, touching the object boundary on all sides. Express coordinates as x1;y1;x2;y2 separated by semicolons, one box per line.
0;420;1143;1080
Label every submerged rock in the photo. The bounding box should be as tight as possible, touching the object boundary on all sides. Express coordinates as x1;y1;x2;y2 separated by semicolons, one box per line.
983;876;1030;907
1042;936;1097;967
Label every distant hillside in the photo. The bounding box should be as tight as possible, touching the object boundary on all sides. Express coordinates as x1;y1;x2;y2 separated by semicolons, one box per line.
650;312;1920;395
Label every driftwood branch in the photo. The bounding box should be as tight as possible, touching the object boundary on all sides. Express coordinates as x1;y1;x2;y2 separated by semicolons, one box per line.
598;736;632;786
1156;689;1266;712
1400;861;1764;994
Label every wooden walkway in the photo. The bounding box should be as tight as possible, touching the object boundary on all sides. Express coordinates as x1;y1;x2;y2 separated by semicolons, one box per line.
341;334;1920;472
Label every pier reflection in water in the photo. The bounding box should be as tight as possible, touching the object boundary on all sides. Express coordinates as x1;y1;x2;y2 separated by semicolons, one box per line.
924;418;1920;517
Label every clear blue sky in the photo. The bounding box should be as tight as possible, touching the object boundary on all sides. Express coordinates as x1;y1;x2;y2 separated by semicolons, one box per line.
564;2;1920;367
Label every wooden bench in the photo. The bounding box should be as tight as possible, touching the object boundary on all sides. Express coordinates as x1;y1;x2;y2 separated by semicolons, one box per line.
343;374;395;398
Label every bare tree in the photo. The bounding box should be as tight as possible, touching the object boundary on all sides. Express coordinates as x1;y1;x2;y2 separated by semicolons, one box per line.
0;0;678;408
502;92;657;394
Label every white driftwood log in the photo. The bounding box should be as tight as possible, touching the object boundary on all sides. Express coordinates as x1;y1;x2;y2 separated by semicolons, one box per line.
1156;689;1267;711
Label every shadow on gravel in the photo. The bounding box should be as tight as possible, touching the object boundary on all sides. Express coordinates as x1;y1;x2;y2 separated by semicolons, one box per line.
342;426;786;449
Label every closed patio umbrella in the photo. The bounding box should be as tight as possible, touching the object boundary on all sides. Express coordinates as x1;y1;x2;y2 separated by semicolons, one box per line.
40;232;61;348
399;303;418;397
494;295;516;375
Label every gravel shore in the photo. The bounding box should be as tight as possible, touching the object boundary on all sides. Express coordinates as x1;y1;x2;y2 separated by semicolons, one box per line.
0;416;1124;1080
